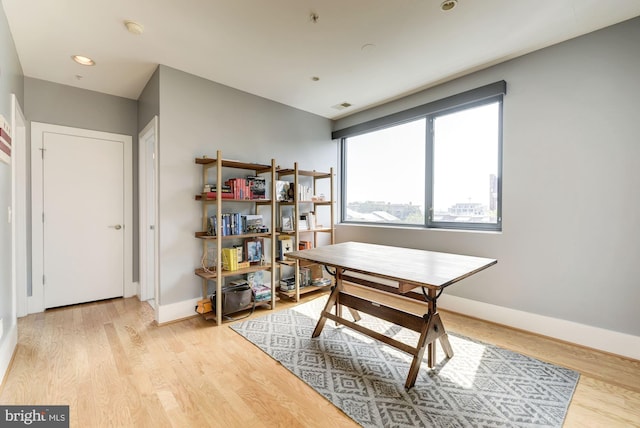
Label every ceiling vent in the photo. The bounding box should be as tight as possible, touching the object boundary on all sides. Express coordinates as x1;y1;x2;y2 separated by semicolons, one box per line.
332;102;353;110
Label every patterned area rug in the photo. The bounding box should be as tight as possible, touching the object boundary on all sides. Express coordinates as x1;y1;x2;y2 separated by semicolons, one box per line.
231;297;579;427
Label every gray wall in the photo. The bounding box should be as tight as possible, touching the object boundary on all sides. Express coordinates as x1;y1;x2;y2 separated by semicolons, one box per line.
333;16;640;336
24;78;140;281
0;3;23;347
138;66;160;132
156;65;334;305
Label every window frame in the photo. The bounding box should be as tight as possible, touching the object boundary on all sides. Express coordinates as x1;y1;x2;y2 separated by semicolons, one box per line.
336;81;505;232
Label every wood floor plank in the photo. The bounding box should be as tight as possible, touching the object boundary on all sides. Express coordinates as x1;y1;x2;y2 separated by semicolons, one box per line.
1;295;638;427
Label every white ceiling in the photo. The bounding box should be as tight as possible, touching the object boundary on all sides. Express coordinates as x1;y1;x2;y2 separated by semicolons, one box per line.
3;0;640;119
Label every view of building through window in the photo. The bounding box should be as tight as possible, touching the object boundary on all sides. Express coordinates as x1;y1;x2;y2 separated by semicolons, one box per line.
432;101;500;225
343;99;501;229
343;119;426;225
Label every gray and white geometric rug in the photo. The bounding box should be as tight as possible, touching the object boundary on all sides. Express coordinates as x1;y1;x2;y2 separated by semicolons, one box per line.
231;297;579;428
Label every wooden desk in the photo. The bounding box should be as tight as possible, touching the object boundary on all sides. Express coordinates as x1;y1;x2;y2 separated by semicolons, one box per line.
285;241;497;389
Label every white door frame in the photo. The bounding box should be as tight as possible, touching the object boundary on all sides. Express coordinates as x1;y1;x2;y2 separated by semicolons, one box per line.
11;94;27;318
30;122;133;313
138;116;159;314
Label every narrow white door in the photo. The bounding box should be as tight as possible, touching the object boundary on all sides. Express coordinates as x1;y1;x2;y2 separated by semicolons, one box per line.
139;118;157;303
43;132;124;308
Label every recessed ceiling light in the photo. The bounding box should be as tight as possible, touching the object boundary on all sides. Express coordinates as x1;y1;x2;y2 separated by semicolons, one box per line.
440;0;458;11
71;55;95;66
124;20;144;35
311;76;320;81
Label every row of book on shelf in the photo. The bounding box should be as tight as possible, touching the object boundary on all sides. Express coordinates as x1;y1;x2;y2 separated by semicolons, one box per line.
279;267;330;292
208;214;266;236
280;212;319;231
204;176;266;200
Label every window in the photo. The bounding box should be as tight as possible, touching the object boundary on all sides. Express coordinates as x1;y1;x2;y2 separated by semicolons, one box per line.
337;82;504;231
342;119;426;225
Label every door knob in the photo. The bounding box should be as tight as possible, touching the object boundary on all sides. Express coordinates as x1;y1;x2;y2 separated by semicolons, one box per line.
109;224;123;230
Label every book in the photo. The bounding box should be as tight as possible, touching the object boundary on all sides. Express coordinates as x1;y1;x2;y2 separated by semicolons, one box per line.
299;240;312;250
233;245;243;262
298;214;309;230
206;191;234;199
221;247;238;271
244;214;263;233
253;283;272;301
306;212;316;229
279;277;295;291
299;266;311;287
207;216;217;236
298;183;312;201
247;176;266;199
224;177;252;199
248;272;271;301
278;237;294;260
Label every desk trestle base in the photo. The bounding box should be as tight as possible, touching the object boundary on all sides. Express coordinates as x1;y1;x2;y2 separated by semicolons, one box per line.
311;274;454;389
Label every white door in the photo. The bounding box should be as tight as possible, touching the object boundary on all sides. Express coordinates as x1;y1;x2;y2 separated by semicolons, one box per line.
42;132;124;308
139;116;158;304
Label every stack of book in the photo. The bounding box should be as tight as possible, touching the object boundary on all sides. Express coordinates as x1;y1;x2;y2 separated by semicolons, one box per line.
299;241;312;250
279;277;295;291
253;284;271;302
206;184;234;199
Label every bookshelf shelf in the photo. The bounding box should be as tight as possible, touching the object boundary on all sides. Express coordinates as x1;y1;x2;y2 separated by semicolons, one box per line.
277;284;332;299
195;264;274;280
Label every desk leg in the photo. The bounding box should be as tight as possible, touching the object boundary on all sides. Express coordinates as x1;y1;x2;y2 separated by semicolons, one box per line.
405;311;452;389
312;268;344;338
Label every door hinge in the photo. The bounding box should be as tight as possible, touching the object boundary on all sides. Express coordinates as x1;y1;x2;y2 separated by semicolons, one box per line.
43;275;45;285
42;212;45;223
40;147;45;159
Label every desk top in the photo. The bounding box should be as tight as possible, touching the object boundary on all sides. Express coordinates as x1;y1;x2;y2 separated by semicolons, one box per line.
285;241;497;290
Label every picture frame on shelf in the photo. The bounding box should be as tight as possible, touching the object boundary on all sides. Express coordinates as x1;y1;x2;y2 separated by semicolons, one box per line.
281;216;293;231
276;181;291;202
245;238;264;264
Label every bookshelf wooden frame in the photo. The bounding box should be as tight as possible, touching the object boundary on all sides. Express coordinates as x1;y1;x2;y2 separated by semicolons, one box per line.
276;163;335;301
195;151;277;325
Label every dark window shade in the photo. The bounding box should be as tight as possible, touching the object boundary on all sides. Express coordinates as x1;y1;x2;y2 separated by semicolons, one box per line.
332;80;506;140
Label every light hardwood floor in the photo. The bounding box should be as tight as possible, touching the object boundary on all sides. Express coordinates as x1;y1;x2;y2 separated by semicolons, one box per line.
1;295;639;427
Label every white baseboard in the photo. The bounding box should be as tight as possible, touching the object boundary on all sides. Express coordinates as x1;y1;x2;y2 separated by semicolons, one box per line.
0;322;18;386
155;293;640;361
157;297;201;324
439;294;640;361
